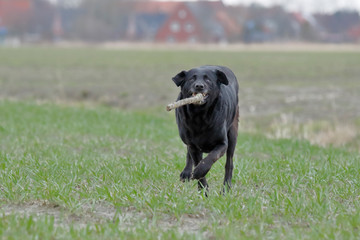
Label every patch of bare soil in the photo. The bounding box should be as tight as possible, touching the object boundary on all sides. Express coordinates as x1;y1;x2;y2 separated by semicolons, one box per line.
2;201;64;225
1;201;210;235
1;201;116;229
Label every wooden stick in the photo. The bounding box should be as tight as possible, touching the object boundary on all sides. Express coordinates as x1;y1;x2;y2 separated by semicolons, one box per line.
166;93;204;111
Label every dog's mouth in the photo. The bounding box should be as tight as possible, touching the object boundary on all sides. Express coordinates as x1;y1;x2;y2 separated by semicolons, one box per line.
192;92;209;105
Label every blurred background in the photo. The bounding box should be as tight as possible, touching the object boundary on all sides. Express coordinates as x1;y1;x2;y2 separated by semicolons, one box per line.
0;0;360;45
0;0;359;151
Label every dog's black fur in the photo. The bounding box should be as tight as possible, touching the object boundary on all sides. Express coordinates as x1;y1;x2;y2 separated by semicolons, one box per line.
172;65;239;192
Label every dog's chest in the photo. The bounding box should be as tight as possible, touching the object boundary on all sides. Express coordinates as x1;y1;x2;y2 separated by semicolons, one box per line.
181;116;224;152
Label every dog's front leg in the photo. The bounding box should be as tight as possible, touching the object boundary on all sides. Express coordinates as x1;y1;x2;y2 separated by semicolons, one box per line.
180;146;202;182
192;143;227;180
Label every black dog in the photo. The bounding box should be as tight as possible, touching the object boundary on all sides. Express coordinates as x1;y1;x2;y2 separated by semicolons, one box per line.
172;65;239;192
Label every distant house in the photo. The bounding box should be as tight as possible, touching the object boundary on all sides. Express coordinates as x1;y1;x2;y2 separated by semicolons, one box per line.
126;1;241;43
126;1;178;41
0;0;58;41
314;10;360;42
185;1;241;43
237;5;301;43
0;0;31;27
347;25;360;42
155;2;202;43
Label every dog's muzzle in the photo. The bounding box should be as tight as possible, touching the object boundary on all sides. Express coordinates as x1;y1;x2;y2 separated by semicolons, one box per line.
192;92;208;105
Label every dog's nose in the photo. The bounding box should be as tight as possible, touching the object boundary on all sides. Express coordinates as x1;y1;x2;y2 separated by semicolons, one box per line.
195;83;204;90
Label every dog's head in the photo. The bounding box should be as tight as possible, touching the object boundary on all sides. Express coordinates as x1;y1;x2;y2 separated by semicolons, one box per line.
172;66;228;106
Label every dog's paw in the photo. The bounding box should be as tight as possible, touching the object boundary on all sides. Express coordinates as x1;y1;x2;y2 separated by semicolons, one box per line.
180;170;192;182
192;162;211;180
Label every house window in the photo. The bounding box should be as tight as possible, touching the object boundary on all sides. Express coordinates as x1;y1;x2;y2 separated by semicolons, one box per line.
178;10;187;19
170;21;180;33
184;23;195;33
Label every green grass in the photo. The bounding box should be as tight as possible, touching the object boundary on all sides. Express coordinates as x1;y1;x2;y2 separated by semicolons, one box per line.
1;101;359;239
1;47;359;147
0;47;359;239
1;47;360;86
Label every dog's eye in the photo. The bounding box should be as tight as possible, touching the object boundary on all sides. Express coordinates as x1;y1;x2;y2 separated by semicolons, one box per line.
204;76;210;82
189;76;196;81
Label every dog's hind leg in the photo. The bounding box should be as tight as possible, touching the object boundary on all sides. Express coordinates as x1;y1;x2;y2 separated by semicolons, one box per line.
223;109;239;193
223;133;235;193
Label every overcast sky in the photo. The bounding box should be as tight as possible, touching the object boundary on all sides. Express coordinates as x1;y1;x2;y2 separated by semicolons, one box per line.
223;0;360;13
49;0;360;13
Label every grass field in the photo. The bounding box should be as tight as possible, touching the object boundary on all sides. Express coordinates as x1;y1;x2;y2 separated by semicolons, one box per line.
1;46;359;148
0;46;360;239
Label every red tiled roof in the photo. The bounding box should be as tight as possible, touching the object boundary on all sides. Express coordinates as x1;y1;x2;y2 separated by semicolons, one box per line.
0;0;31;13
216;10;241;34
292;12;306;24
0;0;31;25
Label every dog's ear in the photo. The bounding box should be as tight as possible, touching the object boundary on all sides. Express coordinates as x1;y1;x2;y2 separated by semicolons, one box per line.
172;71;187;87
216;70;229;85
